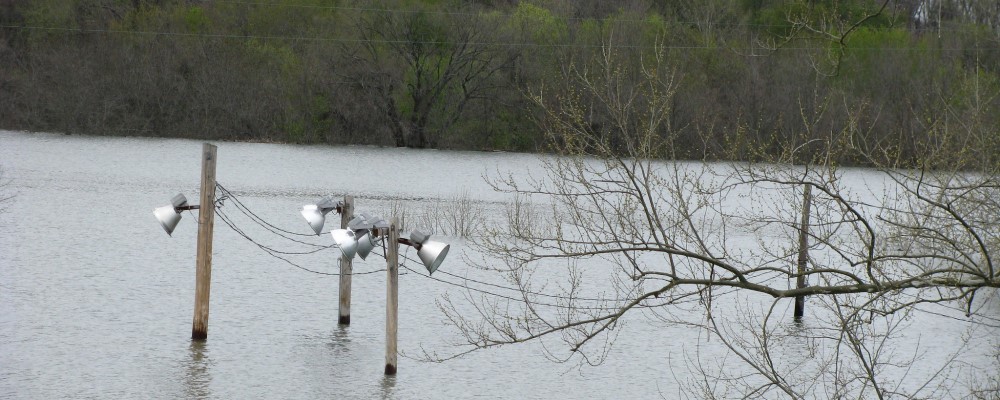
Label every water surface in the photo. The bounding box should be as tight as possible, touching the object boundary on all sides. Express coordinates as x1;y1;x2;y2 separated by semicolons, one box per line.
0;131;996;399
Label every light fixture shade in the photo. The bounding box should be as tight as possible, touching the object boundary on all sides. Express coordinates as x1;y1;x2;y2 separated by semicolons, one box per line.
356;230;378;260
347;215;368;230
410;228;431;245
301;205;326;235
331;229;358;259
417;240;450;275
301;197;338;235
154;205;182;236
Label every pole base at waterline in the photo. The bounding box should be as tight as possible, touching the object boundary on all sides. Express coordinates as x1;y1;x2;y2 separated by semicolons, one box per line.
384;364;397;375
192;330;208;341
338;315;350;325
794;296;805;322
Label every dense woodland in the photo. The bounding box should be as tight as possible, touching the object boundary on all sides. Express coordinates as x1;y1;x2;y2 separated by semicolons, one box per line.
1;0;998;166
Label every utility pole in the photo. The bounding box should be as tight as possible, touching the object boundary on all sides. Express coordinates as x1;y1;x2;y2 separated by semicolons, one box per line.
192;143;217;340
385;217;399;375
338;195;354;325
794;184;812;322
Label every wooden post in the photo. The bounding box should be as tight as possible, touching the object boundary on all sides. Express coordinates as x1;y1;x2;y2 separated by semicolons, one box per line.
192;143;217;340
338;195;354;325
385;217;399;375
794;184;812;322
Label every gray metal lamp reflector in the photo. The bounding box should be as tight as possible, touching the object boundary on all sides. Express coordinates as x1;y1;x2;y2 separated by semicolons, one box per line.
331;229;359;259
356;230;378;260
301;205;327;236
301;197;337;235
154;193;189;236
417;240;450;275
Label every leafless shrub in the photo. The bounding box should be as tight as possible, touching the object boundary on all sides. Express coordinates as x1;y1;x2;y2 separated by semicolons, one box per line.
433;36;1000;399
388;198;408;232
441;188;485;238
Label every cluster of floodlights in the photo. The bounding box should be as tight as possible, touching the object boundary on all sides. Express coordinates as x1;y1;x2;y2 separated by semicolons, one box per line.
154;194;450;274
300;197;450;275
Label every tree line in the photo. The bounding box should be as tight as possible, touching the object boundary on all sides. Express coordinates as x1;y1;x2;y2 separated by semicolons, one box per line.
0;0;998;166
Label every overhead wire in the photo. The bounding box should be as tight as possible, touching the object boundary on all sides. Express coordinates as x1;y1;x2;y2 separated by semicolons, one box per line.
213;184;387;276
0;24;724;50
433;265;631;303
892;290;1000;327
202;188;736;308
162;0;1000;33
395;252;721;310
215;185;745;309
397;263;630;311
216;183;333;243
205;183;1000;320
219;208;389;276
1;23;996;52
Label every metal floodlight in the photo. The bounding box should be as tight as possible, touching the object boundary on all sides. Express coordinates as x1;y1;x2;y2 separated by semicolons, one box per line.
154;193;195;236
355;229;378;260
347;213;385;260
400;229;450;275
301;197;340;235
410;228;431;245
347;215;368;231
349;212;386;230
416;239;450;275
331;228;359;259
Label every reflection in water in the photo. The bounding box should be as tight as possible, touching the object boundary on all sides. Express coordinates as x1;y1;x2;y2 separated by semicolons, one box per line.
327;325;352;352
184;341;212;399
380;375;396;400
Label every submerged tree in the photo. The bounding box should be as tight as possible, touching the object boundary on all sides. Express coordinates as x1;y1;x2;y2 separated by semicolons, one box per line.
432;30;1000;398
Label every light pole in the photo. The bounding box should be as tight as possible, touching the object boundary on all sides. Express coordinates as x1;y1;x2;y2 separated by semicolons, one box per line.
302;203;450;375
153;143;217;340
301;196;358;324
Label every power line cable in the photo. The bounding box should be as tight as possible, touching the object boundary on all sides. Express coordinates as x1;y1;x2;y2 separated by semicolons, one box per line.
396;252;722;310
398;263;629;311
434;266;632;303
209;183;1000;320
217;207;330;255
215;200;387;276
893;290;1000;327
2;24;996;52
217;183;332;241
170;0;1000;33
400;251;742;305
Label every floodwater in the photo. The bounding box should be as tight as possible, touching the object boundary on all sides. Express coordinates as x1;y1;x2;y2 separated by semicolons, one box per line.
0;131;996;399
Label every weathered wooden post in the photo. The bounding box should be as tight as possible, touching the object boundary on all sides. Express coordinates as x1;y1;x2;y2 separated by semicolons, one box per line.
192;143;217;340
794;184;812;322
385;217;400;375
338;195;354;325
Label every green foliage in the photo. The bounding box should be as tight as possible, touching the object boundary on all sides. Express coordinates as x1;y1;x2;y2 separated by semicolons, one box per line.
284;94;333;144
244;39;300;74
20;0;75;44
508;2;567;44
1;0;998;168
838;27;916;79
181;6;210;33
640;13;669;43
843;26;910;50
22;0;73;26
752;0;897;38
484;110;536;151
